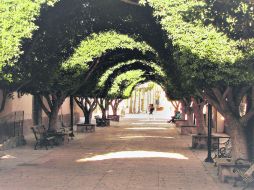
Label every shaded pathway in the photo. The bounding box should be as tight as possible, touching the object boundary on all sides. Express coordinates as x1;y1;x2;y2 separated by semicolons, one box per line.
0;118;240;190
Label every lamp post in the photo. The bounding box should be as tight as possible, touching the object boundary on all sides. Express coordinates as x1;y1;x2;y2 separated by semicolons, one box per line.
69;96;75;138
205;103;214;163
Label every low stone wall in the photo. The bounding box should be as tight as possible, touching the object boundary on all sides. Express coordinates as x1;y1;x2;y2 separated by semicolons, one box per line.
76;123;95;133
180;125;197;135
0;135;26;151
217;161;250;183
1;112;80;151
191;134;218;149
175;119;188;127
107;115;120;122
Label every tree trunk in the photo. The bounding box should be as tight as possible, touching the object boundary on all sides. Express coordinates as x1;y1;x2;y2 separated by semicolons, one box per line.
245;121;254;160
101;108;106;119
226;117;249;159
180;100;186;119
129;96;133;114
48;106;59;131
171;101;180;112
38;93;66;131
192;100;206;135
186;109;194;125
84;111;91;124
133;90;137;113
110;99;122;115
0;89;8;113
204;86;254;159
138;90;141;113
112;107;117;115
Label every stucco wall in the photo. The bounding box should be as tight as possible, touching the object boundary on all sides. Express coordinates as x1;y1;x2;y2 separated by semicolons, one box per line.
0;92;32;120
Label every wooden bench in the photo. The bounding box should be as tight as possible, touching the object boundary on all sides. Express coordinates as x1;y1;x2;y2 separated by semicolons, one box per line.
31;125;55;150
59;127;72;141
95;116;110;127
233;158;254;189
192;134;219;149
217;160;251;184
76;123;95;133
212;138;232;166
47;130;68;145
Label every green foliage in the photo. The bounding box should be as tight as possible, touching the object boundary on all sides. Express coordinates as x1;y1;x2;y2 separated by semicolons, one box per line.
140;0;254;88
140;0;244;65
0;0;58;82
97;59;165;88
108;70;145;97
203;0;254;40
62;31;156;72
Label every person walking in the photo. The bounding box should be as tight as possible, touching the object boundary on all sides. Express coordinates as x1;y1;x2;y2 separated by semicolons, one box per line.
148;104;155;120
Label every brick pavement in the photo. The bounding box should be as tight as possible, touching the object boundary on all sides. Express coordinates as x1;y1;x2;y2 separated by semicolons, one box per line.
0;118;242;190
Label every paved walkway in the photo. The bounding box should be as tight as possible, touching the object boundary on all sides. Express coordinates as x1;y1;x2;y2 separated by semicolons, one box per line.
0;118;241;190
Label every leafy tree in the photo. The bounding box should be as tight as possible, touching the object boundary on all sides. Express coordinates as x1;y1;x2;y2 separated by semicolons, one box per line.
74;97;97;124
141;0;254;158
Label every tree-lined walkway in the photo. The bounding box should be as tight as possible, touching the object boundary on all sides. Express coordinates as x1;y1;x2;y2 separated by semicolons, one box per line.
0;119;240;190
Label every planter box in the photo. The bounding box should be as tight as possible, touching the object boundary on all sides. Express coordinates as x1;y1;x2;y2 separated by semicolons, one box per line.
175;119;188;127
76;123;95;133
192;134;219;149
107;115;120;122
217;161;250;183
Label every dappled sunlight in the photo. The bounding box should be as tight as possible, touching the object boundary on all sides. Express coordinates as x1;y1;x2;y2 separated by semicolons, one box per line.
1;154;16;159
76;151;188;162
119;135;175;139
126;127;168;130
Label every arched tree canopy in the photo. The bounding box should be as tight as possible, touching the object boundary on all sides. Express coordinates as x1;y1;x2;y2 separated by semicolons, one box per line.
106;69;162;98
20;0;173;72
62;31;157;72
76;59;166;97
97;59;165;89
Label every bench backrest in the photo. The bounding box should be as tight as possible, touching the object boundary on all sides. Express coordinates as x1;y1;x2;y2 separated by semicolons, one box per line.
31;125;46;140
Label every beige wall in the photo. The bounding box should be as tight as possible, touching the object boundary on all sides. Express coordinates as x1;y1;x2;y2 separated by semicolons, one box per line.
0;92;32;120
0;92;80;120
216;112;225;133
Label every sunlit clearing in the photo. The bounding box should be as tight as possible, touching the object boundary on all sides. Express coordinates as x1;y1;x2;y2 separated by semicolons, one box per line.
1;155;16;159
126;127;168;130
77;151;188;162
119;136;175;139
132;122;170;125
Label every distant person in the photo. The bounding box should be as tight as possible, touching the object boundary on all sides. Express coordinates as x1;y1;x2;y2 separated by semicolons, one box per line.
148;104;155;120
149;104;155;115
167;111;181;123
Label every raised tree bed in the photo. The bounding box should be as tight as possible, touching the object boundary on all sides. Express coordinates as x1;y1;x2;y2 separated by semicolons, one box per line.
107;115;120;122
191;134;228;149
174;119;188;127
76;123;95;132
180;125;197;135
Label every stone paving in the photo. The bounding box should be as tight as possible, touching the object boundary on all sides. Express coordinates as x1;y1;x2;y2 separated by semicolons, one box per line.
0;118;242;190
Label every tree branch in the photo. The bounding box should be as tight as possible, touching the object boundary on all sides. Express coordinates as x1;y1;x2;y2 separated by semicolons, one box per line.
222;86;231;99
38;95;51;117
241;109;254;125
204;91;224;115
45;94;53;111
